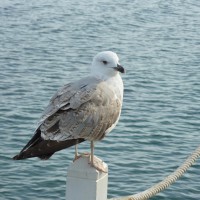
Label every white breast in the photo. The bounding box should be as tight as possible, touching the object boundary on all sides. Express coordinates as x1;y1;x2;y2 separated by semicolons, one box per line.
104;73;124;134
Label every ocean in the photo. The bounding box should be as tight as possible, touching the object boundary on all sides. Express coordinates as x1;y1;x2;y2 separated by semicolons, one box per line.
0;0;200;199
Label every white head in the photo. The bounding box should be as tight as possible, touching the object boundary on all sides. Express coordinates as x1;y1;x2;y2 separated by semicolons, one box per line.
91;51;125;78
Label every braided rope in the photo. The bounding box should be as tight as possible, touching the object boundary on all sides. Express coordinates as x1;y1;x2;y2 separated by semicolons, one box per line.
109;145;200;200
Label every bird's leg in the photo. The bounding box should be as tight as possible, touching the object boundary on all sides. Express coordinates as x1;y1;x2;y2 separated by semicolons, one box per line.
73;144;82;162
73;141;107;173
90;141;94;165
89;141;107;173
73;143;90;162
75;144;78;158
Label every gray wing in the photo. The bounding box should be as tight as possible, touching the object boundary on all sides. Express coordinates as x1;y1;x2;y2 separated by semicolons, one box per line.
39;76;122;142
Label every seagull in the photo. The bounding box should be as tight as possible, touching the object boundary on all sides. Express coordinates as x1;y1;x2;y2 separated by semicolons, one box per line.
13;51;125;172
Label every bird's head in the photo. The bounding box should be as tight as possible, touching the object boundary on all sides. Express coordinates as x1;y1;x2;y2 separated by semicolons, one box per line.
91;51;125;78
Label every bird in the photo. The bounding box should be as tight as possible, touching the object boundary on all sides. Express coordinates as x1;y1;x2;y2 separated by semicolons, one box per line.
13;51;125;172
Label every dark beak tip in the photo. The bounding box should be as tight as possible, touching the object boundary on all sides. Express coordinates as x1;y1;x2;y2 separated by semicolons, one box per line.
121;68;125;74
116;64;125;74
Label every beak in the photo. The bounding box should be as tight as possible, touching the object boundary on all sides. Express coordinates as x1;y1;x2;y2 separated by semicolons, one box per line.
114;64;125;73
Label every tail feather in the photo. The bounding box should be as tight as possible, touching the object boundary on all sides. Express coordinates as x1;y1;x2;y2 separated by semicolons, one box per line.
20;129;42;152
13;130;85;160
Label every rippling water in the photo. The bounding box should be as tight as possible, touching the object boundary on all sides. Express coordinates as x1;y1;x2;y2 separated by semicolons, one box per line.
0;0;200;199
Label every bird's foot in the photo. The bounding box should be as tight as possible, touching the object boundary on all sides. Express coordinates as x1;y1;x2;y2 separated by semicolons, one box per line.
73;152;90;162
89;156;108;173
73;153;107;173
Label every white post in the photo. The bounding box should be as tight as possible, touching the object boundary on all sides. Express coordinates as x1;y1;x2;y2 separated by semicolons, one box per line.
66;155;108;200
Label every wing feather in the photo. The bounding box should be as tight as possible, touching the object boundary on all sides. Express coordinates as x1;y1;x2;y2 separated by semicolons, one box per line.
40;77;122;142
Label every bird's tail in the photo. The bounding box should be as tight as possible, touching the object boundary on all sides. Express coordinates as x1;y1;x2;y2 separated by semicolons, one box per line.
13;136;85;160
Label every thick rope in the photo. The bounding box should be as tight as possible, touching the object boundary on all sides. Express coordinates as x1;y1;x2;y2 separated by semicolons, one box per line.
109;145;200;200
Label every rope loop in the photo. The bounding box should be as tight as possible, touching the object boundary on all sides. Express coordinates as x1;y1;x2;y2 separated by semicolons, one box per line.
109;146;200;200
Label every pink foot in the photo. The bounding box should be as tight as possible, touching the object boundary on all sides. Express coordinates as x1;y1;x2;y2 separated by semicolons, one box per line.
89;156;108;173
73;152;90;162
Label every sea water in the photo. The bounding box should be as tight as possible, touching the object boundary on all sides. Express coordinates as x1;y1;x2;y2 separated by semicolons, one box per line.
0;0;200;199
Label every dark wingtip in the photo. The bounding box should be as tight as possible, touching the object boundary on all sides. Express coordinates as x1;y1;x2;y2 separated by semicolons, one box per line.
12;154;20;160
12;153;25;160
38;153;54;160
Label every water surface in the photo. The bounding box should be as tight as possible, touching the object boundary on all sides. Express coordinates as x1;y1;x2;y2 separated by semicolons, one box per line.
0;0;200;199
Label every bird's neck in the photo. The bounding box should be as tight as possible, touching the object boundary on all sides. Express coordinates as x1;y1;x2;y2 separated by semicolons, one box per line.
90;71;118;81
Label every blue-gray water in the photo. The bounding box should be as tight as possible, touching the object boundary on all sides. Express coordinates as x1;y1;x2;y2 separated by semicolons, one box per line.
0;0;200;199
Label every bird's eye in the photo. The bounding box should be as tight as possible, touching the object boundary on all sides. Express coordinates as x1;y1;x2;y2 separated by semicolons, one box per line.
102;60;108;65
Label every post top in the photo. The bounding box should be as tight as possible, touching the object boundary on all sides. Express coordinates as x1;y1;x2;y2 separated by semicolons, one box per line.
67;155;108;180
